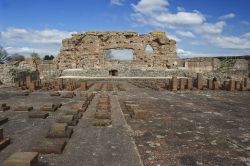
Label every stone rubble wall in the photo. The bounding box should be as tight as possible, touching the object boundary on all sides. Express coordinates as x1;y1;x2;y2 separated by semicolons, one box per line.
57;31;177;69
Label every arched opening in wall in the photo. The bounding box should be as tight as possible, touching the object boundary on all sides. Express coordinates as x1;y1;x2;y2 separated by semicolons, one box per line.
145;44;153;53
104;49;134;61
109;70;118;76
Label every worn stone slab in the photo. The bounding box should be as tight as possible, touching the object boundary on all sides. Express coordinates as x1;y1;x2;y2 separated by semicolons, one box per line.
125;104;140;113
62;110;79;116
196;73;203;90
28;112;49;119
40;103;56;112
94;111;111;120
14;106;33;112
32;138;67;154
97;104;111;111
4;152;39;166
46;123;73;138
62;92;75;98
50;91;61;96
171;76;178;91
0;117;8;125
17;91;29;96
131;109;150;119
0;138;11;151
93;119;112;127
56;115;74;124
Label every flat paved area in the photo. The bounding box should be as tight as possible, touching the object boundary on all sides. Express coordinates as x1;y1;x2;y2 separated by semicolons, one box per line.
1;82;250;166
51;94;142;166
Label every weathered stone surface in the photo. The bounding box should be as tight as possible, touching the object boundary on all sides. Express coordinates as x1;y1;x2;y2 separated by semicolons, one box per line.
14;106;33;112
4;152;39;166
28;112;49;119
131;109;150;119
93;119;112;127
46;123;73;138
94;111;111;120
170;76;177;91
62;92;75;98
197;73;203;90
57;31;177;69
50;91;61;96
32;138;67;154
0;117;8;125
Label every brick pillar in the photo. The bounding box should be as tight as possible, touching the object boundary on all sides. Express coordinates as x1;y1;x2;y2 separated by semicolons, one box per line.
80;81;87;91
58;78;64;90
224;81;229;90
29;82;36;90
235;81;241;91
228;80;235;91
244;78;248;87
196;73;203;90
187;78;193;90
207;80;213;89
171;76;177;91
179;78;185;90
26;76;31;84
213;81;219;90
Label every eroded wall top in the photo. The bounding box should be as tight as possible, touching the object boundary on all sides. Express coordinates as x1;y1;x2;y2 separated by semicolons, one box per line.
57;31;177;69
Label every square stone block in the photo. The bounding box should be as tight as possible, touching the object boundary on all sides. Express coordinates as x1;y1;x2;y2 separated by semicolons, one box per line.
0;137;11;151
50;92;61;96
56;115;74;124
4;152;38;166
94;111;111;120
32;138;67;154
46;123;73;138
28;112;49;119
14;106;33;112
93;119;112;127
62;92;75;98
0;117;8;125
131;109;150;119
63;110;79;116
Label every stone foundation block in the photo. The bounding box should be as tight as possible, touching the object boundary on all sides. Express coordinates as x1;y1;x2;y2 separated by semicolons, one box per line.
94;111;111;120
14;106;33;112
32;138;67;154
4;152;39;166
28;112;49;119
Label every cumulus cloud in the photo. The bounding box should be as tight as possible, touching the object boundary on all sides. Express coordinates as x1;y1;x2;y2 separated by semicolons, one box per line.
110;0;125;6
205;34;250;49
0;27;74;45
193;21;226;34
0;27;75;55
176;31;195;38
219;13;235;20
131;0;205;28
177;48;192;57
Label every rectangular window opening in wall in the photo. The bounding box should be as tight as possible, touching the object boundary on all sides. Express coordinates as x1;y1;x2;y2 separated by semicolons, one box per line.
104;49;134;61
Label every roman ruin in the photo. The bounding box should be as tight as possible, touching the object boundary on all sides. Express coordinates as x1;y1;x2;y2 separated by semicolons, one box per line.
0;31;250;166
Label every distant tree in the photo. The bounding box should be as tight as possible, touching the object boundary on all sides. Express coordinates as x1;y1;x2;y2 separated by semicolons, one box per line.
8;53;25;62
31;52;41;69
43;55;55;60
0;46;9;64
104;49;113;61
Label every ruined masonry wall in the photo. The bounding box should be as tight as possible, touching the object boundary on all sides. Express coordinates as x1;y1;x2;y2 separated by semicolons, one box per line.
57;31;177;69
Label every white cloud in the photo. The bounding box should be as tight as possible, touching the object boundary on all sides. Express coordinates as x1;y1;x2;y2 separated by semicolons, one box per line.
5;47;58;55
132;0;168;14
194;21;226;34
219;13;235;20
0;27;75;45
205;33;250;49
0;27;75;55
131;0;205;28
110;0;125;6
177;48;192;57
176;31;195;38
167;34;181;42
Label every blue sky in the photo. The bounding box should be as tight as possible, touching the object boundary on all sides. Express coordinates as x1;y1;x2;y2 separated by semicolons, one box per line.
0;0;250;57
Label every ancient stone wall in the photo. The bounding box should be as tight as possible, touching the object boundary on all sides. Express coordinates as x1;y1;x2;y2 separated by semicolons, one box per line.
57;31;177;69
